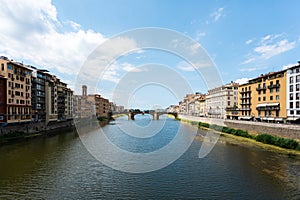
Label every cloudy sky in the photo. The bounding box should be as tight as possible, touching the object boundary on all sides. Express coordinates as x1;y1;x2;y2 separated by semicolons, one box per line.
1;0;300;109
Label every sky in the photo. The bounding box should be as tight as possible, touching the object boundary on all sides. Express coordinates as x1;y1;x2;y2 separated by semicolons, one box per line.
1;0;300;109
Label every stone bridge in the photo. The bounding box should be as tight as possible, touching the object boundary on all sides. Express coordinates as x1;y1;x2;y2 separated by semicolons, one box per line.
113;111;178;120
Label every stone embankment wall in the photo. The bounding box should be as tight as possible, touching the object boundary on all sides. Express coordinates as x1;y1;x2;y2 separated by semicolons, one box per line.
178;115;300;141
0;121;74;136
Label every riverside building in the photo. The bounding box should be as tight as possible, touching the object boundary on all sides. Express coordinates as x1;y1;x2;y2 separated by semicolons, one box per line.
206;82;238;119
0;56;32;124
286;62;300;123
238;70;287;122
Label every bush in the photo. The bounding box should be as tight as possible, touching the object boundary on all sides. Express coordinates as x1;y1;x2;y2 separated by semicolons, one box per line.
255;134;299;150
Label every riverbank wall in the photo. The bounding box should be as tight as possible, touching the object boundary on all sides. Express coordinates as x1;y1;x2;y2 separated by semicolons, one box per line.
178;115;300;141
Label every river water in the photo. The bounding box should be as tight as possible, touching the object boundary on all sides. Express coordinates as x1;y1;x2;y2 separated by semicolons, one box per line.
0;115;299;199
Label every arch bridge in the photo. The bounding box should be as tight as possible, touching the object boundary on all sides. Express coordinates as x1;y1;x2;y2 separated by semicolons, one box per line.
113;110;178;120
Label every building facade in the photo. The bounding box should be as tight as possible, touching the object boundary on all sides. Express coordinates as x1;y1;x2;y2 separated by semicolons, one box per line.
0;57;32;124
286;62;300;122
238;70;287;122
206;82;238;119
31;68;48;122
73;85;93;119
0;75;7;125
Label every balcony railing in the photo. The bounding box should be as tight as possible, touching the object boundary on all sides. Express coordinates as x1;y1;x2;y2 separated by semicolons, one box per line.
239;90;251;94
267;83;280;89
240;95;251;100
256;86;266;91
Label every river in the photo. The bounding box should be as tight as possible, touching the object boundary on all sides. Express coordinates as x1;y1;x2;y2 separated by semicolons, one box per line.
0;115;299;199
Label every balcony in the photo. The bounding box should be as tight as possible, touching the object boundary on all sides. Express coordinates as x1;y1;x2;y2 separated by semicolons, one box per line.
268;83;280;89
239;90;251;94
240;95;251;100
240;102;251;105
256;86;266;91
238;107;251;111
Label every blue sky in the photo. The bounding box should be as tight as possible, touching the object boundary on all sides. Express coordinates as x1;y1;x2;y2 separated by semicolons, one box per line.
1;0;300;109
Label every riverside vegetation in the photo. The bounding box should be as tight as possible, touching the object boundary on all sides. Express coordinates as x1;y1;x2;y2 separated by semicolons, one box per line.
178;118;300;151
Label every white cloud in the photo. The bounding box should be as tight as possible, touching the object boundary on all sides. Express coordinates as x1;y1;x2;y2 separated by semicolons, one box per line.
242;34;297;64
210;7;224;22
177;61;195;72
0;0;108;76
195;31;206;41
281;63;298;70
245;39;253;45
254;39;296;59
239;67;261;72
235;78;249;85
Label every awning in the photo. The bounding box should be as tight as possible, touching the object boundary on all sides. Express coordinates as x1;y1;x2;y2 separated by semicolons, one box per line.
287;117;300;121
266;103;279;107
239;116;252;120
257;104;267;108
275;118;283;121
257;103;280;108
267;117;274;120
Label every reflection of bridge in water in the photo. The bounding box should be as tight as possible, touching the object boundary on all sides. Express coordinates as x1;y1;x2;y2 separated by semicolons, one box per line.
113;110;178;120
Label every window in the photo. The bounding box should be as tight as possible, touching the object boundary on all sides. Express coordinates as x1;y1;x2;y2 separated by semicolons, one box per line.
227;101;230;106
258;91;261;95
227;96;230;100
290;85;293;92
296;75;300;83
270;81;273;86
263;96;266;101
297;110;300;115
276;88;280;92
296;93;300;100
1;63;4;71
290;110;294;115
290;93;294;100
258;97;261;101
258;110;261;116
290;77;294;84
270;96;273;100
7;64;12;70
249;86;251;90
276;95;279;100
296;102;299;108
276;80;279;84
263;90;266;94
296;84;300;91
290;102;293;108
270;88;273;93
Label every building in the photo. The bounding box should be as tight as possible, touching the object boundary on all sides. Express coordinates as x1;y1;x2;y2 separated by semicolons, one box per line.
0;56;32;124
206;82;239;119
73;85;93;119
197;94;207;117
87;94;110;118
0;75;7;125
64;88;73;120
238;70;287;122
115;105;125;113
30;68;48;122
286;62;300;122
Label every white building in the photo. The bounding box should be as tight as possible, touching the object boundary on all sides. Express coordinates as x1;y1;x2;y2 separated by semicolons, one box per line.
286;62;300;122
206;82;239;119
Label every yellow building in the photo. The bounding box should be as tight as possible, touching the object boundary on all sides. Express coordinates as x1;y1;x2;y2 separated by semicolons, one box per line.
238;70;287;122
0;56;32;124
